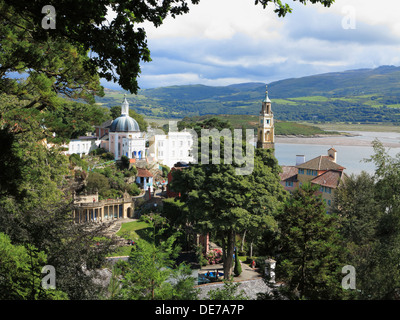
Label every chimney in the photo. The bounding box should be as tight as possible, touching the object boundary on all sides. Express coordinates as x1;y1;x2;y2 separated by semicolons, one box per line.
328;148;337;163
296;155;305;166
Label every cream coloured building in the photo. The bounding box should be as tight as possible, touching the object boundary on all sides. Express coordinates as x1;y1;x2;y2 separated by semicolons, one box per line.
148;130;194;168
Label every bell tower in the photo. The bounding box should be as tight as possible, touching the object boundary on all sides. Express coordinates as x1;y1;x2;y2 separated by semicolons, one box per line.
257;85;275;150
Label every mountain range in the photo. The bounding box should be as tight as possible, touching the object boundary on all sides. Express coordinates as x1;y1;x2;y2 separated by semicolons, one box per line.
96;65;400;123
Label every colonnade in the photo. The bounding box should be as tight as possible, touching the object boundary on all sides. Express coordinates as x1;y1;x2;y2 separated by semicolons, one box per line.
73;200;134;223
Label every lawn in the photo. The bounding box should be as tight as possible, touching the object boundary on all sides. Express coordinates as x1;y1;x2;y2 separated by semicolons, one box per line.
116;220;151;241
108;220;152;257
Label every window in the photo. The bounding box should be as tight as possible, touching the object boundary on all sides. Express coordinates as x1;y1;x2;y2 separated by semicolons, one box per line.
285;181;293;187
321;187;332;194
299;169;305;175
328;200;331;206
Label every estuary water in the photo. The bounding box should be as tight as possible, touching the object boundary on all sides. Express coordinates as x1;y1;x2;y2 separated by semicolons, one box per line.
274;131;400;176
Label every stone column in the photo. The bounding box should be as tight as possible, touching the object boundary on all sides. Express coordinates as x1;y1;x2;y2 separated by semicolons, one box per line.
114;133;119;160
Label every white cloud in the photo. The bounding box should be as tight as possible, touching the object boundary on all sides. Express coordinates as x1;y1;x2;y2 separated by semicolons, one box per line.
138;72;255;88
142;0;283;40
103;0;400;89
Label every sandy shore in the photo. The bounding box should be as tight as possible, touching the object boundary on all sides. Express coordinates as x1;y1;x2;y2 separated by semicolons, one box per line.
275;135;400;148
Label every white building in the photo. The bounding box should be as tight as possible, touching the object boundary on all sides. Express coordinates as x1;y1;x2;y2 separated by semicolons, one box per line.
108;97;146;160
68;136;100;157
148;130;194;168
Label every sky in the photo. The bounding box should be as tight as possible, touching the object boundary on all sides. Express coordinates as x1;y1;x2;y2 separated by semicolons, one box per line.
102;0;400;90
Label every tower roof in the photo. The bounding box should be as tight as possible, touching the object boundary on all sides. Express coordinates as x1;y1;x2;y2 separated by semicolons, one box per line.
110;97;140;132
263;84;271;103
110;115;140;132
121;95;129;115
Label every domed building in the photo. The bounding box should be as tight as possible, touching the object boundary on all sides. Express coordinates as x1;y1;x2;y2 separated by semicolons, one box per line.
107;96;146;160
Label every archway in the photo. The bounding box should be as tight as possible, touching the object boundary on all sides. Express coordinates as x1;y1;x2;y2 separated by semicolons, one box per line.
127;207;133;218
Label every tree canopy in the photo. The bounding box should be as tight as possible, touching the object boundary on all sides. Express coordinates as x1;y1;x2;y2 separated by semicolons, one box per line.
276;183;346;300
170;146;287;278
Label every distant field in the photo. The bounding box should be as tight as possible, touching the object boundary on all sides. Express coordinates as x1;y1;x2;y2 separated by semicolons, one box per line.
173;114;337;136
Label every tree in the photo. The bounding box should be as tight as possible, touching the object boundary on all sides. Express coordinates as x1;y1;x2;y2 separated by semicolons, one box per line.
333;171;380;245
86;171;110;196
332;171;381;299
0;98;69;211
117;214;198;300
206;280;247;300
170;143;286;279
331;141;400;299
44;101;110;142
234;248;242;276
0;202;118;300
343;140;400;299
276;184;346;300
0;232;67;300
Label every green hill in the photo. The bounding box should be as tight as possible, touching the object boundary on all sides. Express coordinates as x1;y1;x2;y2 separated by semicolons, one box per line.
96;65;400;123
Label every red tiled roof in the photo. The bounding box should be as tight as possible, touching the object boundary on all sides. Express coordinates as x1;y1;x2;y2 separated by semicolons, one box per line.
137;167;153;177
311;170;346;189
280;166;298;182
296;155;345;171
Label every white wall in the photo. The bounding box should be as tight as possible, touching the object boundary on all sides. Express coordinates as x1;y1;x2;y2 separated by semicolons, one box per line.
149;132;194;168
68;139;99;157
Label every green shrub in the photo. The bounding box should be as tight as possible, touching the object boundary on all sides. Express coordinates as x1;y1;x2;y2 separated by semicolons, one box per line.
196;245;208;267
89;147;107;156
101;152;114;160
159;164;170;177
126;183;140;196
234;249;242;276
118;155;130;170
255;256;268;276
86;171;110;195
